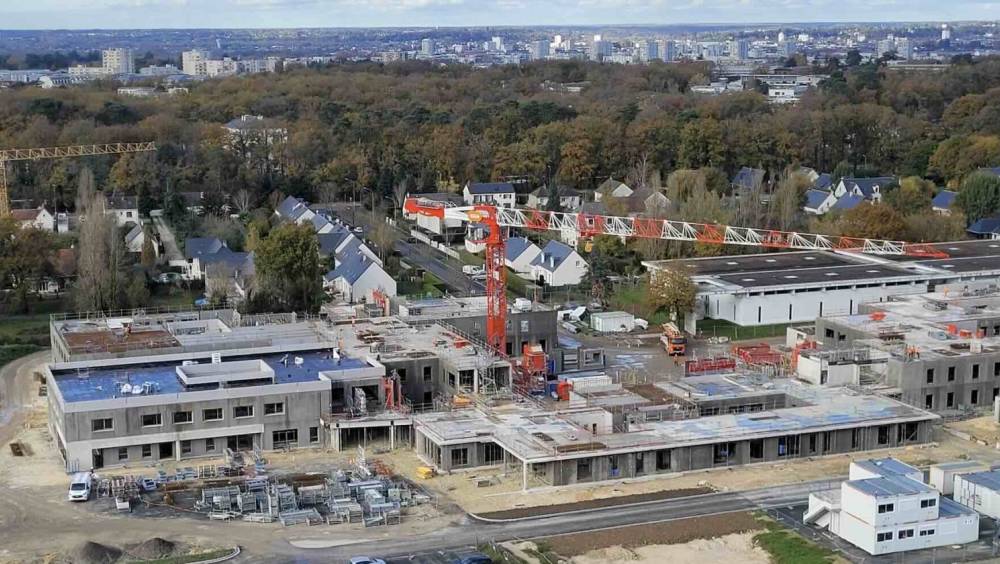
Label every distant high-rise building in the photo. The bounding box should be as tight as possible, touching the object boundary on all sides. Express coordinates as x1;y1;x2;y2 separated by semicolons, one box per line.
102;48;134;75
491;36;505;52
552;34;563;50
941;24;952;41
529;40;550;61
421;38;436;57
876;38;896;59
182;50;210;76
727;39;750;60
590;39;611;62
660;39;677;62
777;30;786;43
895;37;913;60
638;40;658;62
700;42;725;61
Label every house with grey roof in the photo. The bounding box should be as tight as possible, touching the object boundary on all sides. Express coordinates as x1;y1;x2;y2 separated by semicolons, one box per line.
527;185;583;211
463;182;516;208
323;252;396;303
505;237;542;276
106;195;139;227
530;240;588;287
804;189;837;215
594;178;633;202
835;176;896;204
274;195;316;225
731;167;766;192
932;190;957;215
183;237;252;281
124;223;153;255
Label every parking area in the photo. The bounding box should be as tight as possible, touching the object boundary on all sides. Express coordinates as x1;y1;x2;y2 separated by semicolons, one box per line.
767;505;1000;564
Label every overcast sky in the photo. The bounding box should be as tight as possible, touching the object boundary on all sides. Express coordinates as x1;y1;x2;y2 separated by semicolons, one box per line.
4;0;997;29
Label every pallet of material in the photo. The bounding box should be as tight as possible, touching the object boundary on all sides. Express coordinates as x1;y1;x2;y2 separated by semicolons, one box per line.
242;513;275;523
278;508;322;526
208;511;237;521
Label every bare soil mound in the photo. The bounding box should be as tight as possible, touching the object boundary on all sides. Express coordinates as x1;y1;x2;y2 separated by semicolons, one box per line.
72;541;123;564
128;537;178;560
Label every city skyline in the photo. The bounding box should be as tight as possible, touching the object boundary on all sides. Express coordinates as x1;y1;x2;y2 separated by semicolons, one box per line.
3;0;996;30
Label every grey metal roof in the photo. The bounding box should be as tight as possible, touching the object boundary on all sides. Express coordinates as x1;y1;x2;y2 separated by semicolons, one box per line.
275;195;308;221
832;194;864;210
813;173;833;190
732;167;765;190
531;240;576;272
854;457;921;478
805;189;830;209
317;228;353;257
326;252;375;285
184;237;224;259
932;190;957;209
939;496;979;517
843;176;895;199
848;475;933;497
957;469;1000;491
124;223;144;245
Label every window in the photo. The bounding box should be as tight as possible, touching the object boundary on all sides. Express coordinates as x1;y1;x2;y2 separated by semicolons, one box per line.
973;364;981;379
994;362;1000;377
141;444;152;458
205;438;216;452
919;529;935;537
926;368;934;384
947;392;955;408
203;408;223;421
450;447;469;467
778;435;800;457
877;425;890;446
264;402;284;416
181;440;192;455
972;389;980;405
948;366;956;381
91;418;113;432
656;449;671;471
577;458;592;480
878;503;895;514
141;413;162;427
309;427;319;444
876;532;893;542
852;428;862;449
825;328;835;339
898;529;914;539
272;429;299;449
173;411;193;424
117;447;128;461
233;405;254;418
484;442;504;465
925;394;933;409
749;439;764;460
921;498;937;508
423;366;432;382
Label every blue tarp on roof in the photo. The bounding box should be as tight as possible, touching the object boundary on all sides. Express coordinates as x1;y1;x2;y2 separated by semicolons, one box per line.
932;190;957;209
805;189;831;210
832;194;864;210
467;182;514;195
531;240;575;272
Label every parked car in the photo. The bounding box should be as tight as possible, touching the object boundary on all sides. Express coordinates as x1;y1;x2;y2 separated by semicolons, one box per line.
348;557;386;564
67;471;92;502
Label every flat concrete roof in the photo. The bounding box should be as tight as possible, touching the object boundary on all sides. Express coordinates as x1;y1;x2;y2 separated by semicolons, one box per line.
647;251;858;276
715;264;915;289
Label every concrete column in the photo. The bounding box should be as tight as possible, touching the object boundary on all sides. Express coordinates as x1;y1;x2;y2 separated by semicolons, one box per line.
474;369;479;395
390;424;396;450
175;440;181;461
522;460;528;491
332;426;341;451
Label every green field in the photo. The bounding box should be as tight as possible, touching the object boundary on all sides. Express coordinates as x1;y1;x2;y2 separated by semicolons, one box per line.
753;520;835;564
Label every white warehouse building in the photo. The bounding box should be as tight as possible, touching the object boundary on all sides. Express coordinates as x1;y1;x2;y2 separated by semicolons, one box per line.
643;241;1000;331
806;458;980;556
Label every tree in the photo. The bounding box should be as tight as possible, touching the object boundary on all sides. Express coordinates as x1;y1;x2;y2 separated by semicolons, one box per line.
666;169;706;203
75;191;127;312
253;223;322;313
837;204;907;240
140;233;156;270
0;220;56;312
769;170;811;231
884;176;935;216
845;49;862;67
955;173;1000;223
647;267;697;323
678;119;724;169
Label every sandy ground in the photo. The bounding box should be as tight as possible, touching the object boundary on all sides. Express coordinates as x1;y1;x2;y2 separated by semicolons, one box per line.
570;532;770;564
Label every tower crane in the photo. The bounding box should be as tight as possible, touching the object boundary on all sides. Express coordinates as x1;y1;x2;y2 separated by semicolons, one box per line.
0;142;157;216
404;196;949;356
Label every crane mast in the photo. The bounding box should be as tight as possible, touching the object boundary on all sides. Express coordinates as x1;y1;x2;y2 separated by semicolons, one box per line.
0;142;157;216
404;196;949;357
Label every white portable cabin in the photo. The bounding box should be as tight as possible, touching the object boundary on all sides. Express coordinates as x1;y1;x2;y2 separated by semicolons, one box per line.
954;470;1000;519
590;311;635;333
929;461;990;495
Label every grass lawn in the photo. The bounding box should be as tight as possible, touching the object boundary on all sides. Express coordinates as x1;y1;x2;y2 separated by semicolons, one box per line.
458;249;485;266
149;286;204;309
0;316;51;346
753;519;835;564
0;344;43;368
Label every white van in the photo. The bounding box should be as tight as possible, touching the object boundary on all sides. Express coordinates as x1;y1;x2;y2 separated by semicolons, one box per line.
67;472;92;502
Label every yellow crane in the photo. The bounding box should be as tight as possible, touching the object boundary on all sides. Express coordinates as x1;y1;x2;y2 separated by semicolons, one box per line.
0;142;157;216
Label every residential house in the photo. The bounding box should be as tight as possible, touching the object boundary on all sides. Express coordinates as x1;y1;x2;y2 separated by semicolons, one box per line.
106;196;140;227
323;252;396;303
530;240;588;287
624;186;669;215
834;177;895;204
274;195;316;225
11;207;55;231
505;237;542;276
731;167;766;193
183;237;252;280
594;178;633;202
310;213;335;234
805;458;978;556
812;173;834;191
804;189;837;215
462;182;516;208
223;115;288;160
560;201;608;248
967;216;1000;239
317;225;380;266
124;223;155;256
931;190;958;215
526;185;583;211
831;194;866;212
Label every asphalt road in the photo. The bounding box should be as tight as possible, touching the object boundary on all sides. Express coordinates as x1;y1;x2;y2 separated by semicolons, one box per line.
313;480;834;562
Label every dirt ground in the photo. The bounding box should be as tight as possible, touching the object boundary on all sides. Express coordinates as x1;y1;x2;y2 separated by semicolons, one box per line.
569;532;771;564
946;415;1000;446
543;511;764;557
476;487;710;520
